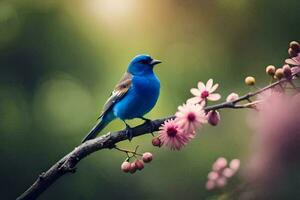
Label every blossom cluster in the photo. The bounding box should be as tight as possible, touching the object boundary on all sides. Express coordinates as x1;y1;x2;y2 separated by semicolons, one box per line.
156;79;222;150
206;157;240;190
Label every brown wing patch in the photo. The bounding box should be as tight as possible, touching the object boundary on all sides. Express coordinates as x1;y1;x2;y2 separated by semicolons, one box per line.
98;72;132;118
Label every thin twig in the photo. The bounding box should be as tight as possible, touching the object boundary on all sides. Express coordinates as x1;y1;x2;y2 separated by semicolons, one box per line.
114;146;143;157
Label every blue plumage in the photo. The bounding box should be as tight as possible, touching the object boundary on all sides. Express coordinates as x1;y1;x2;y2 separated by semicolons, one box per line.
82;54;161;142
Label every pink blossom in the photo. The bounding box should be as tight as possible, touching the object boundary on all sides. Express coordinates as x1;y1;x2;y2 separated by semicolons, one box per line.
175;103;207;135
226;92;239;102
245;93;300;198
187;79;221;105
158;119;190;150
205;157;240;191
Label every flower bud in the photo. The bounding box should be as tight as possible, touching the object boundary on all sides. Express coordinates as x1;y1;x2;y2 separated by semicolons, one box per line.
289;41;300;52
135;159;144;170
142;152;153;163
226;93;239;102
283;65;292;79
152;137;162;147
288;48;298;58
121;161;131;173
275;68;284;79
245;76;255;86
265;65;276;76
207;110;220;126
129;162;137;174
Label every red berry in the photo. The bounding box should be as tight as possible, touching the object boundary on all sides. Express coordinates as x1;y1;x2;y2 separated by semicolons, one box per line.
121;161;131;173
135;159;144;170
152;137;162;147
142;152;153;163
129;162;137;174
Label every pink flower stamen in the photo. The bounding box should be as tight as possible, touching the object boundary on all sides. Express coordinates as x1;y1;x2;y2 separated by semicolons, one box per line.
201;90;209;98
167;127;177;137
187;113;196;122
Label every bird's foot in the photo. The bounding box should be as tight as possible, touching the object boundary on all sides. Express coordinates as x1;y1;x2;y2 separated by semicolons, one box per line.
140;117;156;135
125;125;134;141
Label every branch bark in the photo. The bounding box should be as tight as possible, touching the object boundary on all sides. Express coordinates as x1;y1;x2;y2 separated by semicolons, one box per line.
17;75;296;200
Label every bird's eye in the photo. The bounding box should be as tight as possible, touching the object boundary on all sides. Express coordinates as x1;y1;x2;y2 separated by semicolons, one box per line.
140;60;149;64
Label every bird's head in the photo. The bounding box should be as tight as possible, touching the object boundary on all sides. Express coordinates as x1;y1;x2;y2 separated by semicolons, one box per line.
127;54;161;75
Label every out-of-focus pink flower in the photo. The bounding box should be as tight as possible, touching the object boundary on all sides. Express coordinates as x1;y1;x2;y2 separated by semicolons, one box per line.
208;171;219;181
207;110;220;126
187;79;221;105
158;119;190;150
175;103;207;135
212;157;227;171
206;157;240;191
285;53;300;66
222;168;234;178
216;177;227;188
206;180;216;190
245;92;300;199
229;159;240;172
226;92;239;102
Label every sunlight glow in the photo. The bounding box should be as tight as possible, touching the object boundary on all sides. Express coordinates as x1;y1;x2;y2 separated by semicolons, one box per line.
86;0;136;26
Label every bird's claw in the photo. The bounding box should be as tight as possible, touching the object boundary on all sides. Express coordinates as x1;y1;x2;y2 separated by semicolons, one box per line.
125;126;134;141
141;117;156;134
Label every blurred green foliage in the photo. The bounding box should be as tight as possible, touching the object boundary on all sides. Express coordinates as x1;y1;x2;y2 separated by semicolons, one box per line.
0;0;299;199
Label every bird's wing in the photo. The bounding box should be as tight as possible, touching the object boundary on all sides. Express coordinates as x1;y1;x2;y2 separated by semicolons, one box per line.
98;72;133;118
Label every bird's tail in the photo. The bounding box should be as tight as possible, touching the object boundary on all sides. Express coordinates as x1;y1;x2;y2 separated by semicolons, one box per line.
81;114;114;143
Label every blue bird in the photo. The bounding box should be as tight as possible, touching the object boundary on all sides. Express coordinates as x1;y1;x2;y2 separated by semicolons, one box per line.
82;54;161;143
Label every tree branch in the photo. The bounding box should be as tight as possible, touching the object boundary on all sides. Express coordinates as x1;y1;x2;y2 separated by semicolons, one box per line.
17;75;297;200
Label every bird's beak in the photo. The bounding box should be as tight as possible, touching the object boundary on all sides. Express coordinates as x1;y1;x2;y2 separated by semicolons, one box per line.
150;59;162;66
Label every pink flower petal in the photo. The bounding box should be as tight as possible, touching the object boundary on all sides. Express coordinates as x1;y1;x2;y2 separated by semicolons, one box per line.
187;97;201;104
209;84;219;93
206;79;213;90
197;81;206;91
207;93;221;101
190;88;200;96
285;58;299;66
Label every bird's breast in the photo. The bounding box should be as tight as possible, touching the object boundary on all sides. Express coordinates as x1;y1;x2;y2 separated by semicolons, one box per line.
113;75;160;119
132;75;160;94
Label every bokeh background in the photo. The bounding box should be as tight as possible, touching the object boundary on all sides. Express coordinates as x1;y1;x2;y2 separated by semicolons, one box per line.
0;0;299;199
